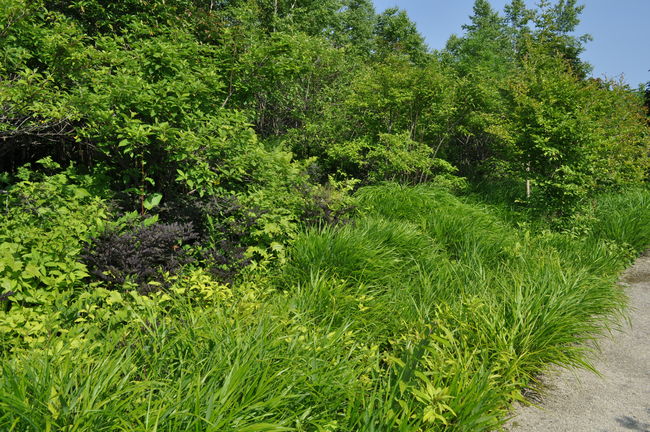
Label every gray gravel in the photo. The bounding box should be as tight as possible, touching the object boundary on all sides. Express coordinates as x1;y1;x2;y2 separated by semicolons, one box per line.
503;252;650;432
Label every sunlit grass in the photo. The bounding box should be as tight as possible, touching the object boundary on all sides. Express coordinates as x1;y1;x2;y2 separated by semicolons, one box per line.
1;184;647;431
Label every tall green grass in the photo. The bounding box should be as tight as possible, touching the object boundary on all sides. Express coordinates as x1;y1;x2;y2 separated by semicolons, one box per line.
587;188;650;253
1;184;647;431
1;299;374;431
283;183;637;429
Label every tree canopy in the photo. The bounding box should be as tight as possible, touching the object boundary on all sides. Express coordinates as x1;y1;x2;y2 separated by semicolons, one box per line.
1;0;648;223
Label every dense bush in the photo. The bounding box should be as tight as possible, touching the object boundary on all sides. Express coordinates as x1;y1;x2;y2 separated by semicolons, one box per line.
82;222;198;293
0;160;108;351
159;193;259;281
2;0;647;216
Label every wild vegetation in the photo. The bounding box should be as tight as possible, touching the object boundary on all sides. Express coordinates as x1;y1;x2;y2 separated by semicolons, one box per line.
1;0;649;430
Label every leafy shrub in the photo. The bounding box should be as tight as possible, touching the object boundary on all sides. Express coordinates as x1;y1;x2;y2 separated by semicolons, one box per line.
81;191;268;292
299;176;359;227
324;132;462;185
82;222;198;293
0;160;108;351
0;161;108;302
159;193;258;282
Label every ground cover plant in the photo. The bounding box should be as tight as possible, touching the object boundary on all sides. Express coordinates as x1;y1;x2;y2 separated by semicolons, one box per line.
1;0;649;430
2;183;648;431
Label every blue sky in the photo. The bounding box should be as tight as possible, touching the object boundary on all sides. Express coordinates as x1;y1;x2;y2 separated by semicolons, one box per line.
371;0;650;88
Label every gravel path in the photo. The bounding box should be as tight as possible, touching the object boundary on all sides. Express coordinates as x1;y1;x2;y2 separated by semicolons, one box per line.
504;252;650;432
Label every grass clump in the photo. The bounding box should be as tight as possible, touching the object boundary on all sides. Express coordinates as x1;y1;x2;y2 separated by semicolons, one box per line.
587;188;650;253
283;183;636;429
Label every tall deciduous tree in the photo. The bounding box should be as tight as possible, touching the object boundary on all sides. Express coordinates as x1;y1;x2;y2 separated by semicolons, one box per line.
374;7;428;64
441;1;515;177
493;47;648;213
529;0;592;78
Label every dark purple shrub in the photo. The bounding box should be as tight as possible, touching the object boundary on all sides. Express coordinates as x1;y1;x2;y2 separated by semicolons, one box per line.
159;194;259;283
82;222;198;293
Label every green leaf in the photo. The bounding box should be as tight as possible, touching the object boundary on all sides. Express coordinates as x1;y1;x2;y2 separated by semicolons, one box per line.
143;214;159;227
23;263;41;279
143;193;162;210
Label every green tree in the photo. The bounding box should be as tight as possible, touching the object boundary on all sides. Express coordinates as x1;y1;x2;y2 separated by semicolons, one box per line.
287;55;458;183
445;0;514;76
440;1;515;178
492;48;648;213
374;7;428;64
0;1;86;172
529;0;592;78
231;31;352;138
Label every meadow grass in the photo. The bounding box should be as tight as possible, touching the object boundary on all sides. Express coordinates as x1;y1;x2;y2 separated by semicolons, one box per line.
1;184;648;431
587;187;650;253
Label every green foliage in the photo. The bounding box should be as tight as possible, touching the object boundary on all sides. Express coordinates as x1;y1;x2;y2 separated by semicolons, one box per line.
374;7;428;64
445;0;514;77
1;8;319;255
491;48;649;214
0;161;108;351
345;58;456;144
0;282;377;431
300;175;359;226
325;132;459;184
70;26;236;196
4;0;645;220
438;1;647;213
1;1;649;430
234;31;352;137
496;49;597;212
585;188;650;253
0;182;646;430
282;183;633;430
0;2;107;172
290;56;462;186
0;2;310;204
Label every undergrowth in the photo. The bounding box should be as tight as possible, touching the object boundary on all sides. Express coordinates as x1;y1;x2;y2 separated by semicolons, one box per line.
1;183;648;431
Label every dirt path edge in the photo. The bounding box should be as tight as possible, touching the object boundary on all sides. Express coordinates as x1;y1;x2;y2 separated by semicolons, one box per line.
503;252;650;432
